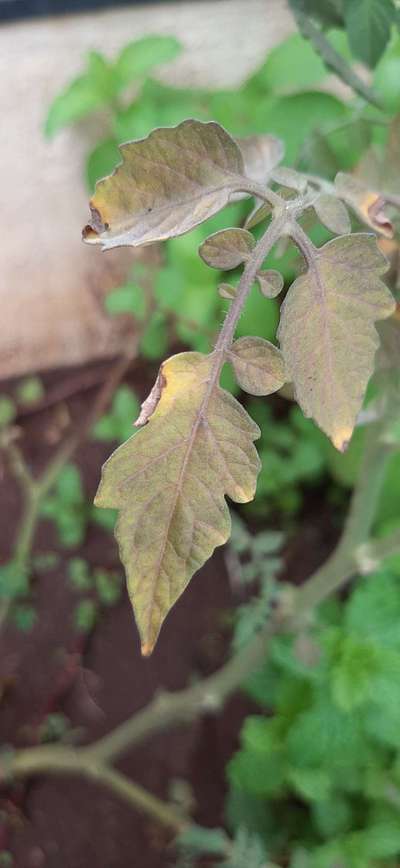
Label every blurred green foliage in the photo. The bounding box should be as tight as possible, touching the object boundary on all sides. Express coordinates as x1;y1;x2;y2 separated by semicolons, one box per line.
226;554;400;867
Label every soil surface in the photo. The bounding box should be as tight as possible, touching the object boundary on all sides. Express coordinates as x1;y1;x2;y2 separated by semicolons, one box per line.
0;359;339;868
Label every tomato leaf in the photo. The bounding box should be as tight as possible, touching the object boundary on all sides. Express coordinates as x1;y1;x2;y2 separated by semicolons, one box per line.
94;352;261;653
199;228;255;270
82;120;256;250
229;337;286;397
278;234;394;450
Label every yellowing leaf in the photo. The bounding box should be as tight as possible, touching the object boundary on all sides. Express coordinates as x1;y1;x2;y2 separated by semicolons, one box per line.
82;120;253;250
278;234;394;450
95;352;261;653
335;173;394;238
256;269;284;298
199;228;255;270
229;337;286;396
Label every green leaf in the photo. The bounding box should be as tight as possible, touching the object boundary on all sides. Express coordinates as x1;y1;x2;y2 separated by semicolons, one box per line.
13;604;37;632
105;282;146;320
74;599;98;632
228;337;286;397
57;464;84;502
312;796;353;838
177;825;229;857
0;396;16;429
83;120;255;249
93;386;140;443
68;557;92;591
246;32;331;95
228;718;286;797
139;312;169;360
114;35;181;90
278;234;394;450
288;0;345;29
15;377;44;406
94;351;260;654
45;51;115;137
313;193;351;235
199;228;255;270
344;0;395;67
329;634;381;710
94;569;122;607
373;36;400;112
86;138;121;193
288;767;332;802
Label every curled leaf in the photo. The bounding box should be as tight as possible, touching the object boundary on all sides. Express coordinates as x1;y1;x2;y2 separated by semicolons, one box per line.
335;173;394;238
278;234;395;450
199;228;255;270
229;337;286;396
218;283;237;300
83;120;254;250
256;269;284;298
95;352;261;653
244;201;272;231
313;193;351;235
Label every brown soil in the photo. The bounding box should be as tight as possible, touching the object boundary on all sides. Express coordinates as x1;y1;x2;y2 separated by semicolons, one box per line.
0;360;339;868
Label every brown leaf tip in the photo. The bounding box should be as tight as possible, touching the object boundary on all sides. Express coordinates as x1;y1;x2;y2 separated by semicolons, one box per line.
134;367;166;427
141;642;153;657
82;205;108;245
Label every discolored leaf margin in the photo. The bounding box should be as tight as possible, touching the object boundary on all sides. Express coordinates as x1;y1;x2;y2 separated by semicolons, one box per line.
278;234;395;451
335;173;394;239
82;120;263;250
95;351;261;654
199;228;255;271
228;337;286;397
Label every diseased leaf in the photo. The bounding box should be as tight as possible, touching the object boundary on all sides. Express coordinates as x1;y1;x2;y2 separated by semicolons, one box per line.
313;193;351;235
244;201;272;231
228;337;286;397
278;234;394;450
95;351;261;653
256;269;284;298
335;172;394;238
82;120;254;250
272;167;307;193
237;134;284;185
219;283;237;300
199;228;255;270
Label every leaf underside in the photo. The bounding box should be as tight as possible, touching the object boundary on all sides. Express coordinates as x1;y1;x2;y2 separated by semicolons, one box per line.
229;337;286;396
95;352;261;653
278;234;395;450
199;228;255;270
82;119;253;250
